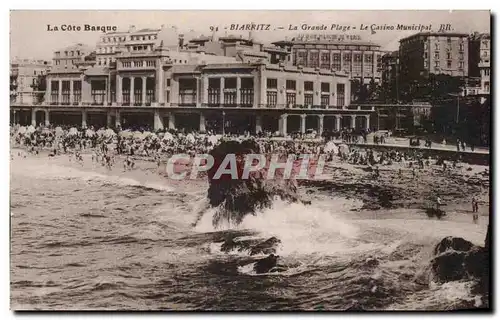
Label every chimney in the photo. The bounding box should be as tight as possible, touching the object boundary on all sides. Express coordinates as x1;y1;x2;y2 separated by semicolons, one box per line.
129;25;136;33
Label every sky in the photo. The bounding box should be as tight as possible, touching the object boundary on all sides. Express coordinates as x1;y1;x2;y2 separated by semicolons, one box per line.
10;10;491;61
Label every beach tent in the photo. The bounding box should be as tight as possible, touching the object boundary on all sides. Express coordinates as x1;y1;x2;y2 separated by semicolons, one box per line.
85;129;95;137
68;127;78;136
162;132;174;141
185;133;195;143
26;125;36;134
207;134;220;146
54;126;64;137
338;143;349;154
104;129;116;137
119;130;133;138
324;141;339;154
16;126;27;135
133;131;146;140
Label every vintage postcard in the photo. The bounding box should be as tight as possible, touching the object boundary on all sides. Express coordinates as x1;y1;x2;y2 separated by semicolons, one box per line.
10;10;491;311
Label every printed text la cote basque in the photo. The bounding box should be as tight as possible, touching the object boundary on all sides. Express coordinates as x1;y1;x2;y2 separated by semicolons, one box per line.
47;24;117;32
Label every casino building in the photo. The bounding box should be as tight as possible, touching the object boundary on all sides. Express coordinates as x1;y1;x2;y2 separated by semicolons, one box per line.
10;25;375;135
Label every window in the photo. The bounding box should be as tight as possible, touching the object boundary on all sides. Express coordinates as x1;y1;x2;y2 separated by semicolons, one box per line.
459;43;464;51
459;53;464;60
304;81;313;92
447;37;451;43
320;94;330;106
458;61;464;70
332;53;341;71
447;60;452;68
353;53;362;73
482;40;489;48
166;79;171;87
434;52;440;59
286;80;296;90
342;52;351;72
447;51;451;60
320;52;330;69
286;92;296;105
304;93;313;106
364;55;373;63
485;69;490;76
434;43;439;50
434;61;440;68
309;51;319;68
424;52;428;59
267;91;277;106
321;82;330;92
296;51;307;66
336;83;345;107
267;78;277;89
484;81;490;92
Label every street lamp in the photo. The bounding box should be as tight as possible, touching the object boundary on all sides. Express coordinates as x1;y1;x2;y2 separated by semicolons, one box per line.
448;93;460;124
222;110;226;135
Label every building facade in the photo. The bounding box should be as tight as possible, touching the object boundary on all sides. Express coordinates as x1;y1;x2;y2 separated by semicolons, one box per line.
380;50;400;102
53;43;94;68
272;36;383;84
10;59;51;104
11;27;377;135
468;32;490;96
399;32;469;84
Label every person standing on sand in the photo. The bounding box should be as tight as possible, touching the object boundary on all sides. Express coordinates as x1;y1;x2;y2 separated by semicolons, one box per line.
472;197;479;223
436;195;442;211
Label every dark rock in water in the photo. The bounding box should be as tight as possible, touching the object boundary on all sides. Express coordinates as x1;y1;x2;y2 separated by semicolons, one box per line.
364;257;380;268
431;250;468;282
425;208;446;219
253;254;279;274
220;236;281;256
250;237;281;256
434;236;474;255
431;228;491;306
207;139;303;226
220;237;254;254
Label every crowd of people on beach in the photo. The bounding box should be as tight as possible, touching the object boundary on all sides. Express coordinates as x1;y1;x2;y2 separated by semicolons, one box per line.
10;123;485;222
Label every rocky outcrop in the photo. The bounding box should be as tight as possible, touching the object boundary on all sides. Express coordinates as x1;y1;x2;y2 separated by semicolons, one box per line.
253;254;279;274
433;236;474;255
430;226;490;308
220;236;281;256
207;139;303;226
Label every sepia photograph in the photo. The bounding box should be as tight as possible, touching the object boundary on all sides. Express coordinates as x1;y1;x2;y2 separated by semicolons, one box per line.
9;10;491;311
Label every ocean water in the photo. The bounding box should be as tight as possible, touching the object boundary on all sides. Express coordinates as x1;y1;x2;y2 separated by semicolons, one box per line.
10;156;488;310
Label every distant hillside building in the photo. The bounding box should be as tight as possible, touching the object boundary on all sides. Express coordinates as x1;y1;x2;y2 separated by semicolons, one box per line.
399;32;469;84
468;32;490;96
53;43;94;68
10;59;51;104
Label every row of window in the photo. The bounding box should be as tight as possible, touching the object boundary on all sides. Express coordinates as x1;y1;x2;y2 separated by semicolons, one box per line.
427;52;465;60
98;57;116;66
427;60;465;69
55;50;82;58
121;60;157;68
101;34;158;43
266;90;345;107
54;59;79;66
266;78;340;93
295;51;377;68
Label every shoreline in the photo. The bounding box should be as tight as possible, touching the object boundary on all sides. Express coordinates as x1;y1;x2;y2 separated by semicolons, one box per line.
11;145;490;226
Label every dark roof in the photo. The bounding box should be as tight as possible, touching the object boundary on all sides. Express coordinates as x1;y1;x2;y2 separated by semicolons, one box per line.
190;36;211;42
272;39;380;47
84;66;109;76
400;32;468;42
136;28;161;33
